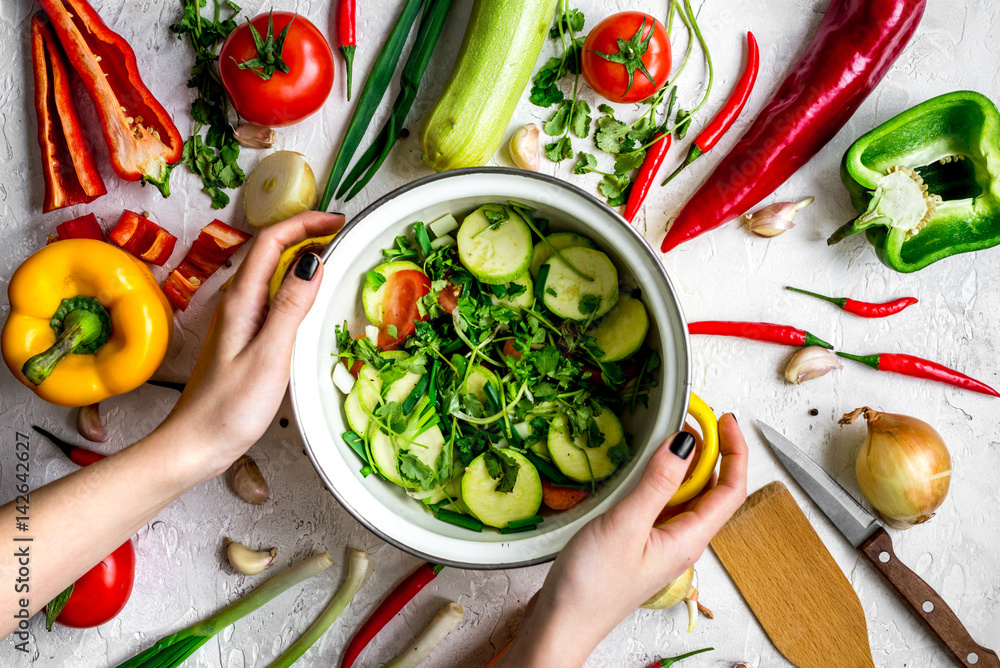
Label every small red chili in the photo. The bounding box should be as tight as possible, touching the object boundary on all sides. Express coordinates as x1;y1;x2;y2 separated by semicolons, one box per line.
662;31;759;186
837;352;1000;397
32;425;106;466
688;321;832;349
337;0;357;101
786;286;918;318
340;562;445;668
624;89;678;223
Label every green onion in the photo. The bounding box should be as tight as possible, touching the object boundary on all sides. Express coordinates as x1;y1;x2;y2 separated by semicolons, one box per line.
115;553;334;667
523;451;589;489
402;374;430;415
337;0;454;201
413;221;433;257
499;524;538;535
342;431;373;477
534;265;550;303
317;0;423;211
507;515;543;529
436;508;483;532
270;548;374;668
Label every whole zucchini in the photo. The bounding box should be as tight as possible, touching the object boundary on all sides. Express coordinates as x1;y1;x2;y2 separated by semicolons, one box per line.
419;0;558;171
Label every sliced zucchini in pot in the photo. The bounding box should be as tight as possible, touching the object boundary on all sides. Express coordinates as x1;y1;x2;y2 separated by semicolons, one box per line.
542;247;618;321
588;295;649;362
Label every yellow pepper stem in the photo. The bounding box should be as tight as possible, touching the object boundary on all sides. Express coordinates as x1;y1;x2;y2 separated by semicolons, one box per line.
22;298;110;386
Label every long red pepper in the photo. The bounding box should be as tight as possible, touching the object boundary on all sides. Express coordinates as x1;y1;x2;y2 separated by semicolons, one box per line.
31;14;106;213
624;89;678;223
340;562;445;668
661;32;759;187
337;0;357;101
837;352;1000;397
688;321;833;349
786;286;918;318
661;0;926;252
32;425;106;467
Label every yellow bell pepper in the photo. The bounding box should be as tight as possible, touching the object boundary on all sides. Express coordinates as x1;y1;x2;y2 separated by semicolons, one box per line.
666;392;721;506
1;239;173;407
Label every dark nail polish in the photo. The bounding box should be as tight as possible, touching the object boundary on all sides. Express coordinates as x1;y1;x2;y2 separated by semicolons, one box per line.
332;211;347;218
294;252;320;281
670;432;696;459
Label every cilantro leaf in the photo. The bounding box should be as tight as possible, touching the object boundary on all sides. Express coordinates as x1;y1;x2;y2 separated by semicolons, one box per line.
366;270;387;291
549;8;585;37
607;440;632;467
614;150;646;176
598;174;631;205
595;115;629;154
398;450;437;490
573;152;599;175
570;99;592;139
544;101;571;136
484;449;520;494
544;137;573;163
579;294;601;315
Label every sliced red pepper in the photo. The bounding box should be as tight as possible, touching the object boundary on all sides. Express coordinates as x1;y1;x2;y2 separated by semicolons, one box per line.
30;14;106;213
109;211;177;266
38;0;183;196
55;213;106;242
163;220;251;310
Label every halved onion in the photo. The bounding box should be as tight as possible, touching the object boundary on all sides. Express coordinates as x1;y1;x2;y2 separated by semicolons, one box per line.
244;151;317;228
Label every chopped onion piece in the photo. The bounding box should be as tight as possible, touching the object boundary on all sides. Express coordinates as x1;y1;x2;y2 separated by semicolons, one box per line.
512;422;531;439
332;363;356;395
428;213;459;238
244;151;318;228
366;325;379;346
430;234;456;250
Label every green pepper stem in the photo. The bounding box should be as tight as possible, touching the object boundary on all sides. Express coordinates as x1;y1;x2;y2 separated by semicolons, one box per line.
22;310;104;385
803;331;834;350
785;286;848;310
836;351;882;370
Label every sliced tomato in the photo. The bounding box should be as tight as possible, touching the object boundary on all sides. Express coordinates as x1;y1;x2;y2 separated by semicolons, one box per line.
542;480;590;511
502;339;523;361
436;282;460;314
377;269;430;349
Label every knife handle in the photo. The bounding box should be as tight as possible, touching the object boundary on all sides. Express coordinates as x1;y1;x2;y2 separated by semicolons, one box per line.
860;529;999;668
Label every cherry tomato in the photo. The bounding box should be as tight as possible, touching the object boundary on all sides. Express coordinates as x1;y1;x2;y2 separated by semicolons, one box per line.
582;12;671;103
378;270;431;349
219;12;335;127
57;540;135;628
541;479;590;511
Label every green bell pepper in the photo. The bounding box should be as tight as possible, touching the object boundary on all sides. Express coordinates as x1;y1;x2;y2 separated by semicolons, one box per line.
828;90;1000;272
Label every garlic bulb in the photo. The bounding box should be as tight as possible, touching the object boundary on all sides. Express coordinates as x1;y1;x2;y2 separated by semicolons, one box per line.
231;455;269;505
744;197;814;237
226;538;277;575
840;408;951;529
509;124;541;171
784;346;842;384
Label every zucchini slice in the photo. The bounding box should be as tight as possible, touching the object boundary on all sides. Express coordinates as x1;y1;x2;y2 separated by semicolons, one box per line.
457;205;532;284
496;273;534;310
461;365;500;405
344;366;381;436
542;247;618;321
461;449;542;528
588;295;649;362
369;424;446;488
529;232;595;277
385;371;422;404
361;260;424;325
547;408;626;482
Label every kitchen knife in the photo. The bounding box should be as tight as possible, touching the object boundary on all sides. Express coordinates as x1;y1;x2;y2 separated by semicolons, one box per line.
757;420;999;668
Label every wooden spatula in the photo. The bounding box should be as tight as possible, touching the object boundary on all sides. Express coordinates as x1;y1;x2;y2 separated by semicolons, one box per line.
710;481;875;668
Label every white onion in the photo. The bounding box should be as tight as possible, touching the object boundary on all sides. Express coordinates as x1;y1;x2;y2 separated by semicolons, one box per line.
430;234;456;250
366;325;379;346
428;213;459;238
244;151;317;228
332;363;356;394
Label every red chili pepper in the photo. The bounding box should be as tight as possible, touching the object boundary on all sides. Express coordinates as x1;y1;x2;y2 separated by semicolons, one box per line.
32;425;105;467
688;321;832;349
38;0;183;196
163;220;251;310
109;211;178;266
624;89;678;223
30;14;106;214
786;286;918;318
340;562;445;668
337;0;357;101
661;0;926;252
56;213;106;242
661;32;759;188
837;352;1000;397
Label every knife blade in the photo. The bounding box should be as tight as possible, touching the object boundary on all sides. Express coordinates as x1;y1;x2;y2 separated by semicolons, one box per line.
757;420;999;668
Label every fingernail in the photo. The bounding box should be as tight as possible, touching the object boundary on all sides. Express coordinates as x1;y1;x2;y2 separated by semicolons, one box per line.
670;432;696;460
294;252;320;281
332;211;346;218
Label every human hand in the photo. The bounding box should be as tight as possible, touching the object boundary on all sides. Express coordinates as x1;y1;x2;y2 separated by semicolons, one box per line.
496;414;748;668
160;211;344;479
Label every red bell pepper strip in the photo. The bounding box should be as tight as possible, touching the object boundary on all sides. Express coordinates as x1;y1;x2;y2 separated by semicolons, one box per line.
837;352;1000;397
688;321;833;349
32;425;105;467
661;0;926;252
109;211;178;266
163;221;251;310
337;0;357;101
38;0;183;197
30;14;106;213
340;562;445;668
624;88;678;223
661;32;759;187
786;286;918;318
56;213;106;242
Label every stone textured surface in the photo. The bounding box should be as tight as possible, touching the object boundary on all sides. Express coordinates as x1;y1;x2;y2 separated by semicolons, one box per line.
1;0;998;666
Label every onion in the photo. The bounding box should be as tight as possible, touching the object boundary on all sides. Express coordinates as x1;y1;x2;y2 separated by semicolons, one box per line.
244;151;317;228
840;407;952;530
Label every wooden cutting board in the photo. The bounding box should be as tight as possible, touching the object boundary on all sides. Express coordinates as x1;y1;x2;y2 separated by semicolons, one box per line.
710;481;875;668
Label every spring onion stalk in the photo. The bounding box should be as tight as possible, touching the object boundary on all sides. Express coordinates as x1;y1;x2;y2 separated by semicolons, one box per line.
115;553;334;668
338;0;454;201
317;0;423;211
270;548;374;668
384;601;464;668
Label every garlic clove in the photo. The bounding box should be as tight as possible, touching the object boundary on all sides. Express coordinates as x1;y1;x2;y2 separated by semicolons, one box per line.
225;538;278;575
77;403;107;442
234;123;277;149
784;345;842;384
744;197;815;237
231;455;269;505
509;124;541;172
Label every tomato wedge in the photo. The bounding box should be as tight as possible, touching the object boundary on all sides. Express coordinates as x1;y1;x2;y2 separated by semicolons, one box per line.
378;269;430;349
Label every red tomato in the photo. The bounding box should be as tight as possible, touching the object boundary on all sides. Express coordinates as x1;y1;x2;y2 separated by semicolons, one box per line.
378;270;431;349
219;12;335;127
582;12;671;103
541;480;590;511
57;540;135;628
502;339;523;360
436;282;460;315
